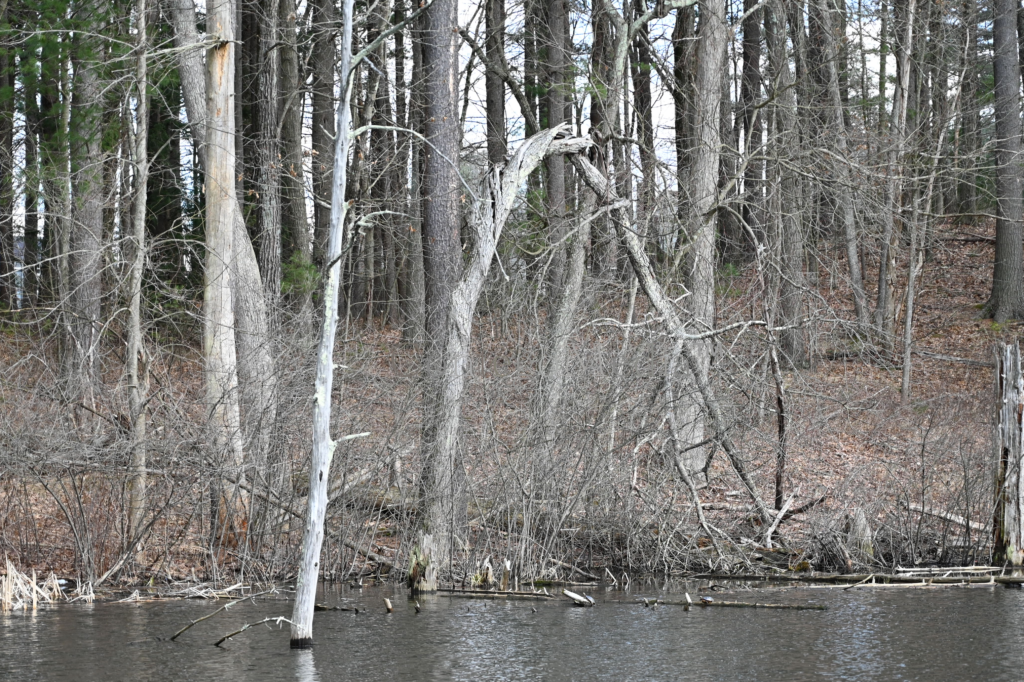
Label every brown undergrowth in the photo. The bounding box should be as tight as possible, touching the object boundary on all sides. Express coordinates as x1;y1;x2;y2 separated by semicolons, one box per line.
0;221;1012;587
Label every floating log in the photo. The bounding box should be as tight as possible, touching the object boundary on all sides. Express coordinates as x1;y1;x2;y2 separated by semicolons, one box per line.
383;598;393;613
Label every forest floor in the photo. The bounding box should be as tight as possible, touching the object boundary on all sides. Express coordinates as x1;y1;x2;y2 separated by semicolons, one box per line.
0;219;1017;587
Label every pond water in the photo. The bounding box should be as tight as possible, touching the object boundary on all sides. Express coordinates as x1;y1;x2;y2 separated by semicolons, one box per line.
3;581;1023;681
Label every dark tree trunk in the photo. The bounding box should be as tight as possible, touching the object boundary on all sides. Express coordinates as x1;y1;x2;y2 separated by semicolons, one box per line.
414;0;465;590
485;0;506;165
22;67;39;308
310;0;336;270
590;0;618;276
987;0;1024;321
0;33;12;311
740;0;763;243
256;0;282;305
631;0;656;245
543;0;567;300
279;0;310;302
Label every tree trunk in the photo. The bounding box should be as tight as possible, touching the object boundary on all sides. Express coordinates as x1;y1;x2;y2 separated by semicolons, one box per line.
413;128;589;593
766;0;807;367
279;0;310;313
740;0;763;245
67;28;105;405
204;0;248;544
398;2;426;342
543;0;568;301
127;0;152;544
485;0;506;165
807;0;868;326
995;342;1024;566
290;0;355;646
166;0;278;481
415;0;464;590
875;0;915;341
0;23;12;311
631;0;656;238
310;0;336;270
22;70;39;309
987;0;1024;321
676;0;728;477
256;0;282;305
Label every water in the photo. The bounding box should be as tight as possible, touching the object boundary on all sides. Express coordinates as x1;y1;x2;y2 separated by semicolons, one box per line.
3;583;1023;681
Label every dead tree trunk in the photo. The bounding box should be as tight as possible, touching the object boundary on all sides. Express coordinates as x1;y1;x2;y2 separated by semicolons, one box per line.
995;342;1024;566
205;0;248;543
290;0;355;646
166;0;278;479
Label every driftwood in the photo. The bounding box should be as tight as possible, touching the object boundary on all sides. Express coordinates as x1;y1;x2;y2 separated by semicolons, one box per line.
562;589;595;606
170;588;277;641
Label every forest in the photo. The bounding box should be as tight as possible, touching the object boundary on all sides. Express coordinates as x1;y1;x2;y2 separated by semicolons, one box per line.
1;0;1023;617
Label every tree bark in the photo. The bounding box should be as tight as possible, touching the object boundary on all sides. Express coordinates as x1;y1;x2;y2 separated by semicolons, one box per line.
987;0;1024;321
415;0;465;590
739;0;763;244
310;0;336;270
485;0;506;165
543;0;568;301
676;0;727;477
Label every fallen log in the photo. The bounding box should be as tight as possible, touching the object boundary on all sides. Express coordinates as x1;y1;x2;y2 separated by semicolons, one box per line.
905;503;987;532
438;588;556;600
563;589;595;606
643;598;826;611
690;572;1024;585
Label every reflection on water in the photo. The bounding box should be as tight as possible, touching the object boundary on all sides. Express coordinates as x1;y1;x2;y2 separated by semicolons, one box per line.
1;583;1022;681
